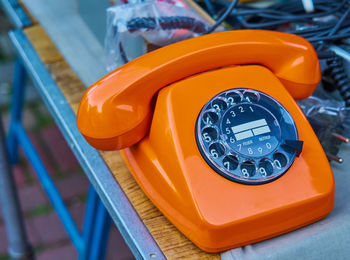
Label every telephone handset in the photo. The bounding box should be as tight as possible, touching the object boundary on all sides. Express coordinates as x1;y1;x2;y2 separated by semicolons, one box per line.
77;30;320;151
77;30;334;252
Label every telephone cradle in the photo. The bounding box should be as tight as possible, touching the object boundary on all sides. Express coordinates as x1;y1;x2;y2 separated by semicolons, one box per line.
76;30;334;252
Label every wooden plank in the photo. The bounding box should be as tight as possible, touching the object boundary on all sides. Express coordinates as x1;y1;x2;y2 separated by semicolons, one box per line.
24;26;63;64
185;0;216;25
20;0;107;87
23;25;220;260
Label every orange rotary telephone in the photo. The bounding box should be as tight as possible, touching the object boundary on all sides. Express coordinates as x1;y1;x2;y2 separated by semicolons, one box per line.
77;30;334;252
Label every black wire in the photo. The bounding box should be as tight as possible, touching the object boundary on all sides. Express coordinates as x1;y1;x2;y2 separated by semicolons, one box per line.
317;51;336;59
205;0;239;34
315;5;350;52
126;16;208;33
119;43;129;64
328;5;350;37
322;52;350;106
237;16;298;29
230;0;347;19
119;16;209;64
199;0;350;106
210;0;350;45
204;0;216;17
309;33;350;42
220;0;347;33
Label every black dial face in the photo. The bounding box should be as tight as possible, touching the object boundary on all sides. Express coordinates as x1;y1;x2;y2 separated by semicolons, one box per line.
196;89;300;185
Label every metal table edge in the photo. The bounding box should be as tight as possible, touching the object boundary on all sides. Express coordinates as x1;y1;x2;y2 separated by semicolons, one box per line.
8;28;166;260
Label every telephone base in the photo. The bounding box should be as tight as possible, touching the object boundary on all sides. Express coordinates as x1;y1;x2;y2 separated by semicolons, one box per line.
120;65;334;252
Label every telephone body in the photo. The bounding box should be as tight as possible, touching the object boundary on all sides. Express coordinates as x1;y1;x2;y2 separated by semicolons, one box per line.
77;30;334;252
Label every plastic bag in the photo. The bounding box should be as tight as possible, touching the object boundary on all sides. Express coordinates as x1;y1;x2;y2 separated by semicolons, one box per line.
298;96;350;133
298;96;350;160
105;0;210;71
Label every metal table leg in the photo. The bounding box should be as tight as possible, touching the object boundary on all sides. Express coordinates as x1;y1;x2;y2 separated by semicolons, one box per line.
0;111;33;259
88;200;111;260
4;58;112;259
81;186;112;260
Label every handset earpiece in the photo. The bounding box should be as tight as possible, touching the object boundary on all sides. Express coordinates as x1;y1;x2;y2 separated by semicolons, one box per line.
77;30;320;150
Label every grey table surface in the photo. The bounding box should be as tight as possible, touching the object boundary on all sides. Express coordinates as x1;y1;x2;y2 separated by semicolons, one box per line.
223;144;350;260
19;0;350;259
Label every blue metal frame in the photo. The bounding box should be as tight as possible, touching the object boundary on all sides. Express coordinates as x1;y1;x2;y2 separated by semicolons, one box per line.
1;1;166;258
0;0;32;28
6;58;111;260
2;1;114;254
8;29;166;260
6;60;25;164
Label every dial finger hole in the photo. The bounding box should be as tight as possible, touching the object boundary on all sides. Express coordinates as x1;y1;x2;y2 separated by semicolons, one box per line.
212;99;227;112
273;152;288;169
225;91;241;105
201;127;218;143
202;111;219;125
241;161;256;178
209;142;225;159
243;91;259;103
222;155;239;171
258;159;274;177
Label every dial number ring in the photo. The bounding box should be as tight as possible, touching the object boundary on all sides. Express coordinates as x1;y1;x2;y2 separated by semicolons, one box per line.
196;89;298;185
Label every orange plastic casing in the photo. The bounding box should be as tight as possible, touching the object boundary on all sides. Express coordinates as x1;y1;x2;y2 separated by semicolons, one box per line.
76;30;334;252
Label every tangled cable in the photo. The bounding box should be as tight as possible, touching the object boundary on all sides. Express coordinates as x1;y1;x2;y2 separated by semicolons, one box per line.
200;0;350;106
205;0;350;44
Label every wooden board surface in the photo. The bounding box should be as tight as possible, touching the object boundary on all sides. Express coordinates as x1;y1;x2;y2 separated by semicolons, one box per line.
24;24;220;260
20;0;107;87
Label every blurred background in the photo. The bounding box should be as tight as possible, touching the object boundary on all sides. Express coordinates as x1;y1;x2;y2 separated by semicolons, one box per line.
0;7;133;260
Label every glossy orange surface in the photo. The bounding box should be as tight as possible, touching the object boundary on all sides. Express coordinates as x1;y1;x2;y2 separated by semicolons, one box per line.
76;30;320;150
77;30;333;252
122;66;333;252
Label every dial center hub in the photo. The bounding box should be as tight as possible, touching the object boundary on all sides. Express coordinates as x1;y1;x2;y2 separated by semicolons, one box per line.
221;103;281;158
